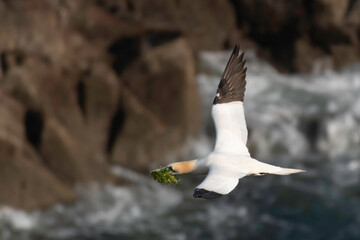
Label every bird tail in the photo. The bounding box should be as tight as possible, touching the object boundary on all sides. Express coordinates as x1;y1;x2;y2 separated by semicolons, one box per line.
250;160;305;176
270;167;305;175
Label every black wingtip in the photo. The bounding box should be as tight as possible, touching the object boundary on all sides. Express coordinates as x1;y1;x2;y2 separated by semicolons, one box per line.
233;44;239;54
239;51;245;60
213;43;247;104
193;188;223;199
232;44;243;58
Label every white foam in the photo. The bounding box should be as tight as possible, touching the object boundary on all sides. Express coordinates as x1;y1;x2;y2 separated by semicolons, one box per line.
0;207;37;230
0;176;182;239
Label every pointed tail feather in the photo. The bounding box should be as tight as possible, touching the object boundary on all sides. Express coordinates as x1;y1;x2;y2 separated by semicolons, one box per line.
271;167;306;175
251;160;305;176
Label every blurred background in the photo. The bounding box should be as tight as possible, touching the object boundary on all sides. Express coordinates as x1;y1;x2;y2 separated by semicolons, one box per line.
0;0;360;239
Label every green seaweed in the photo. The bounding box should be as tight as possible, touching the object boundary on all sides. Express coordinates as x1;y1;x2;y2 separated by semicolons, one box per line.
151;167;180;184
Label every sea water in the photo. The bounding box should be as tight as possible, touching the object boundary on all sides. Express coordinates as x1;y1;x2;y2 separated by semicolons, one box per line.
1;50;360;240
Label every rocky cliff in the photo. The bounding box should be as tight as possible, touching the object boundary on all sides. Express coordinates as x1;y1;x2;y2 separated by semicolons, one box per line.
0;0;238;210
231;0;360;72
0;0;359;210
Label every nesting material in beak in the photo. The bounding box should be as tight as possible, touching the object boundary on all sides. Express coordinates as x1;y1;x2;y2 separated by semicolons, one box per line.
150;167;181;184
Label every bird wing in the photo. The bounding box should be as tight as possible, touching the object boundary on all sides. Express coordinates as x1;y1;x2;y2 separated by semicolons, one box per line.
212;44;249;154
193;167;247;199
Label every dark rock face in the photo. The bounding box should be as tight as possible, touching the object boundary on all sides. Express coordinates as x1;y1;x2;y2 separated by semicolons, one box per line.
111;39;200;171
0;0;219;209
231;0;360;72
94;0;239;50
0;90;75;209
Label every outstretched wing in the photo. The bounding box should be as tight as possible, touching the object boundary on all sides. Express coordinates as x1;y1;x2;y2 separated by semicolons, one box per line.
213;44;247;105
193;167;246;199
212;44;249;154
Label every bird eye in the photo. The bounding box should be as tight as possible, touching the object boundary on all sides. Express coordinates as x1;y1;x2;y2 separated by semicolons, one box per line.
168;166;176;173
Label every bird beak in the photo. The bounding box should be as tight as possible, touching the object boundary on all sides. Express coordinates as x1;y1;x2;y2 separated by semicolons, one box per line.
166;165;178;175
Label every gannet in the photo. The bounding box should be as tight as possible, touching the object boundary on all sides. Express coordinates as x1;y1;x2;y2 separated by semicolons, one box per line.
165;44;305;199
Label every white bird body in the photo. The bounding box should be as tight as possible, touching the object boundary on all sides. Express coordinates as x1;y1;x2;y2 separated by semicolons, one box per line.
165;45;305;199
212;102;249;155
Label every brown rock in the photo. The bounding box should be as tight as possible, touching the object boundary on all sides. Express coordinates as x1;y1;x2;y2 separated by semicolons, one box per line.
41;117;112;186
346;0;360;26
0;90;75;210
0;152;75;210
95;0;239;50
110;87;194;171
0;90;24;149
231;0;306;71
231;0;360;72
83;63;120;151
331;44;360;69
1;55;116;185
122;39;200;137
110;88;167;170
232;0;306;42
312;0;349;27
294;37;328;73
111;39;201;170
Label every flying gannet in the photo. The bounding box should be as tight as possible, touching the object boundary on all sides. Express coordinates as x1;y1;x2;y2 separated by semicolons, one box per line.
164;44;305;199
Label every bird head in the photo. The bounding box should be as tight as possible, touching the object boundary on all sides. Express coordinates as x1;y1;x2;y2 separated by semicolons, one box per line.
167;161;196;175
